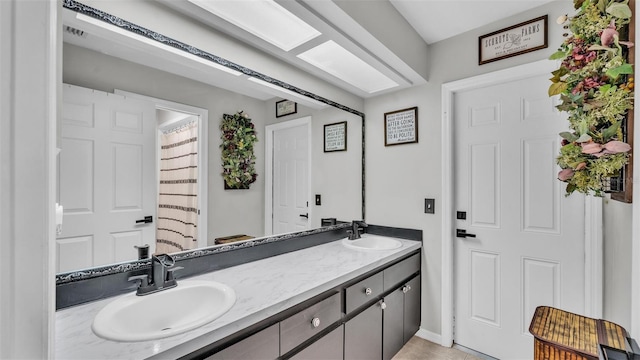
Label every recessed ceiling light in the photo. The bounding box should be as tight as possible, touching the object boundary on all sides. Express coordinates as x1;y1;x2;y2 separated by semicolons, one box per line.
297;40;398;94
188;0;321;52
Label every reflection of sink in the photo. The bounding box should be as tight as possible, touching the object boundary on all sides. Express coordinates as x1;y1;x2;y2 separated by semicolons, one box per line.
342;235;402;250
92;280;236;342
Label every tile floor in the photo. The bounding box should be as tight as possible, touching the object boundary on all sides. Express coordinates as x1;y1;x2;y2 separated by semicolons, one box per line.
392;337;494;360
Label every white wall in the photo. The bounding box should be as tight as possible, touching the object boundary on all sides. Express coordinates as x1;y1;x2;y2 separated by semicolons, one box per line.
0;0;59;358
363;1;610;337
603;196;633;330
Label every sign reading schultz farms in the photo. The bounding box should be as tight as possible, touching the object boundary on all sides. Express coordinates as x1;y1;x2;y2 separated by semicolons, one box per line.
479;15;548;65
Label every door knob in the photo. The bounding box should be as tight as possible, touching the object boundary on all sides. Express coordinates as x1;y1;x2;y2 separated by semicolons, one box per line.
299;213;309;218
456;229;476;238
136;216;153;224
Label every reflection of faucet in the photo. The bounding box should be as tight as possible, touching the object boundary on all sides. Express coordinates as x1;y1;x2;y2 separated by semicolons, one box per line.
128;254;183;296
347;220;368;240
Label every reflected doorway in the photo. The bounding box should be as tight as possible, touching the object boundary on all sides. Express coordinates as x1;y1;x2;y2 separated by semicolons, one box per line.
265;117;312;235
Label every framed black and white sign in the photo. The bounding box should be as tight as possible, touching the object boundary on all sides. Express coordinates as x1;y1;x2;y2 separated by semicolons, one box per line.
384;107;418;146
275;99;297;118
324;121;347;152
479;15;548;65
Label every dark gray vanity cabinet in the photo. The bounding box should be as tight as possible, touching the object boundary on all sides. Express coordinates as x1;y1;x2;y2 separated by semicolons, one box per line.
382;274;421;360
382;288;405;360
344;301;384;359
280;292;342;355
197;250;421;360
205;323;279;360
289;325;344;360
403;275;421;343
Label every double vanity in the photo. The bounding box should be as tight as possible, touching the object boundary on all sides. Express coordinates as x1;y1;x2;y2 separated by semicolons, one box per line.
55;232;422;359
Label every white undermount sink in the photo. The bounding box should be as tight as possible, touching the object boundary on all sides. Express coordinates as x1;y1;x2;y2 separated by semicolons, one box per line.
92;280;236;342
342;235;403;250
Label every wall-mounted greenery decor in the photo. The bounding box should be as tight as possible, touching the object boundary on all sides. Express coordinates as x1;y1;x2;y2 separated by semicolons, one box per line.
550;0;634;197
221;111;258;189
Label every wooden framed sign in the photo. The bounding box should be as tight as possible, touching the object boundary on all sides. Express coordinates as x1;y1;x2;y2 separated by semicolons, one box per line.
479;15;548;65
275;99;297;118
384;107;418;146
324;121;347;152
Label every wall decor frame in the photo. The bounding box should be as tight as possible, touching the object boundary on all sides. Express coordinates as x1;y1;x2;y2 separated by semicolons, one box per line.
479;15;548;65
324;121;347;152
384;106;418;146
275;99;297;118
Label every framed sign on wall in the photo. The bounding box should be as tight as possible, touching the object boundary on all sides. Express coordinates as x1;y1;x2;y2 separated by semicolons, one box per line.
324;121;347;152
384;107;418;146
479;15;548;65
275;99;297;118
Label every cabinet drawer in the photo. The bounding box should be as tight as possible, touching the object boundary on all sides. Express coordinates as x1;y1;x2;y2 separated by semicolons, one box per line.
280;292;342;355
345;271;383;313
207;323;279;360
383;253;420;291
289;325;344;360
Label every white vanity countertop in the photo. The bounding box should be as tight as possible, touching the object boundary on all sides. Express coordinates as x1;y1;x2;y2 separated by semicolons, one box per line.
55;236;421;359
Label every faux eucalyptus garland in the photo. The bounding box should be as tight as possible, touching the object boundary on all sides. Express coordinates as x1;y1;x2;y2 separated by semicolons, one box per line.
220;111;258;189
550;0;634;196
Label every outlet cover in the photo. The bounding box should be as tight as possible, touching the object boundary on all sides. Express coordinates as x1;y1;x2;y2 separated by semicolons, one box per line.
425;198;435;214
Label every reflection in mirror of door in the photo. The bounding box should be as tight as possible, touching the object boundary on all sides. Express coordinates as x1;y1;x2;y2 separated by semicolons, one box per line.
59;42;362;275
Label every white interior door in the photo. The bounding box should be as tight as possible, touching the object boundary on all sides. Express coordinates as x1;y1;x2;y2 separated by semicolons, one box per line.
453;74;586;359
272;122;310;234
57;84;156;272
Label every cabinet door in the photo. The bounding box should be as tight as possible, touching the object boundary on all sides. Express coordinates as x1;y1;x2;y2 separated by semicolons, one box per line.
403;275;421;343
382;289;404;360
345;302;382;360
206;323;279;360
289;325;344;360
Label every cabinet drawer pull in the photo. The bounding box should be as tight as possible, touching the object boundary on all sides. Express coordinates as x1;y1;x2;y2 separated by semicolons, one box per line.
311;317;321;328
380;301;387;310
402;286;408;294
365;287;372;296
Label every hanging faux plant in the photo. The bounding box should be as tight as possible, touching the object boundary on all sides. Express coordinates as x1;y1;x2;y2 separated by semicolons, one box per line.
549;0;634;196
220;111;258;189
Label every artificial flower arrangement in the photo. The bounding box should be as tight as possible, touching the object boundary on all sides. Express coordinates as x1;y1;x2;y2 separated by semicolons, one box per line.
550;0;634;196
220;111;258;189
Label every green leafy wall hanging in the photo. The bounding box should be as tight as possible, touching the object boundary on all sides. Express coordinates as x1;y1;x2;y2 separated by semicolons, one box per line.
220;111;258;189
550;0;634;196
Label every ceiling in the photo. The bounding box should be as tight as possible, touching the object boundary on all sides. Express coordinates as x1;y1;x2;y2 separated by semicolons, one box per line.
63;0;558;102
391;0;558;44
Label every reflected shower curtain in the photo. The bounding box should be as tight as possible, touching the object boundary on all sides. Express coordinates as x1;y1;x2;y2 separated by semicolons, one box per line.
156;122;198;253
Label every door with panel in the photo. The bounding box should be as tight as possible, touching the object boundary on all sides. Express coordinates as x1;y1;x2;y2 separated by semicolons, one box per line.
58;84;156;272
453;74;586;359
272;122;310;234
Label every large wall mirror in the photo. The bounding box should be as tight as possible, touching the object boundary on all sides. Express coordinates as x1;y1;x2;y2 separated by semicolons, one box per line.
57;1;364;276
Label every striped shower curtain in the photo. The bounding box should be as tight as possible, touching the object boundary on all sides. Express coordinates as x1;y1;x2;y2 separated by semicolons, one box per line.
156;121;198;253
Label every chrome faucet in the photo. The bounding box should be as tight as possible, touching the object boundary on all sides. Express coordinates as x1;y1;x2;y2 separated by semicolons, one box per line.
128;253;183;296
347;220;368;240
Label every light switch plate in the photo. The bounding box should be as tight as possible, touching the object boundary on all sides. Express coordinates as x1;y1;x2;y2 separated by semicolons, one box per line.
425;198;435;214
315;194;321;206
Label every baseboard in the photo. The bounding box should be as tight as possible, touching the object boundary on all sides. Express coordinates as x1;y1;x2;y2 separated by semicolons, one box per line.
415;327;442;345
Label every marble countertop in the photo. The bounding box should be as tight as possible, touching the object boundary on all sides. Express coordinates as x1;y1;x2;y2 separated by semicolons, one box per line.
55;236;422;359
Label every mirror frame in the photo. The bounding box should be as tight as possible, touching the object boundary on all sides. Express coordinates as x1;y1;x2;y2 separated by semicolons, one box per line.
56;0;366;284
